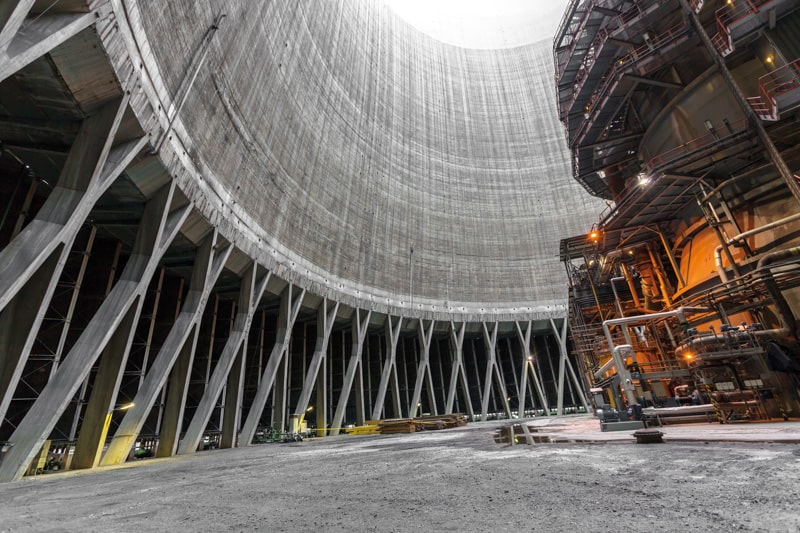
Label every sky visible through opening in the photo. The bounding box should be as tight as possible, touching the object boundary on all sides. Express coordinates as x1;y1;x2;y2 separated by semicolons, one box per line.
384;0;571;49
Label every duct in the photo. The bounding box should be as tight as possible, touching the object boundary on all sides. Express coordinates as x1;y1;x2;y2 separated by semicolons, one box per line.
714;212;800;282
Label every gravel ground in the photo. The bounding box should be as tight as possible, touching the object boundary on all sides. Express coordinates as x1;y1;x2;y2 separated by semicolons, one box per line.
1;419;798;532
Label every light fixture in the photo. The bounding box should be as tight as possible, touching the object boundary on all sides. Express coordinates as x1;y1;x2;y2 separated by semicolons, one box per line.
636;172;650;186
765;55;774;64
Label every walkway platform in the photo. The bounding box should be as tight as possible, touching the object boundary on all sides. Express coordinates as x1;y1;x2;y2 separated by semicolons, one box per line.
515;414;800;444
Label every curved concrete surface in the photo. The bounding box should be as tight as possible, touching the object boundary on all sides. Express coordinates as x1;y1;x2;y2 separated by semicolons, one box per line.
121;0;602;319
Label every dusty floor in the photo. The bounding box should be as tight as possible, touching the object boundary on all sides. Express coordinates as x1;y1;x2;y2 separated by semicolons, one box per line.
1;417;799;532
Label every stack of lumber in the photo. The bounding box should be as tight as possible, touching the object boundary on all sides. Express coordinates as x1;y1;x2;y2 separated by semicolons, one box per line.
378;419;418;434
376;414;469;434
414;413;468;430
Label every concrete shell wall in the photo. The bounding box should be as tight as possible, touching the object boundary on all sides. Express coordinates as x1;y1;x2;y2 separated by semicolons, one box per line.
131;0;602;318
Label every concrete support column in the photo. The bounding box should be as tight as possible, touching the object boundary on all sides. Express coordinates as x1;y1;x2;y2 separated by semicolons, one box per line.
515;321;550;417
549;318;590;415
220;342;246;449
0;94;143;426
330;309;371;435
292;298;339;436
481;322;511;420
371;316;403;420
445;322;474;420
70;185;188;470
409;319;436;417
100;234;231;464
0;0;34;47
0;181;191;482
70;303;141;470
177;263;269;455
156;324;198;458
0;3;112;83
240;285;305;444
272;349;289;434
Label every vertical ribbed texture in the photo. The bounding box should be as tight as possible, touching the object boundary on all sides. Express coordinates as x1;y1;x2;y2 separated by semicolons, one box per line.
137;0;604;306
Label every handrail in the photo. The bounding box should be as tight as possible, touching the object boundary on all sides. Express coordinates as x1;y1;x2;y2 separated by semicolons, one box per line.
555;0;630;81
573;19;691;144
759;57;800;100
643;117;749;173
711;0;773;54
747;57;800;119
566;0;665;113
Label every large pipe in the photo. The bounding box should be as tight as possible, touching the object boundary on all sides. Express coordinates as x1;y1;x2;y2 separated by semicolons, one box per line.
620;262;641;308
757;246;800;269
675;328;789;357
715;212;800;282
602;307;708;405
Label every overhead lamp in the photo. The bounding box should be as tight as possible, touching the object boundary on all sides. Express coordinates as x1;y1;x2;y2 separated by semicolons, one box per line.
597;170;606;179
765;55;774;64
636;172;650;187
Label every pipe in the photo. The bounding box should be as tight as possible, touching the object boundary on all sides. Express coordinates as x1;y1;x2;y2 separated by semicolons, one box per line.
657;229;686;288
602;307;708;406
675;328;789;357
647;243;673;307
755;247;800;337
610;276;626;318
715;212;800;282
757;246;800;269
620;262;641;308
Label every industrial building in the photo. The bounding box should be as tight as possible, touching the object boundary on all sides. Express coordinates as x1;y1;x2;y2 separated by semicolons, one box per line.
557;0;800;421
0;0;798;485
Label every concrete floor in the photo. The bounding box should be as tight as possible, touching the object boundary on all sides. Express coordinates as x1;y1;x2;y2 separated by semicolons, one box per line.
1;417;799;532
